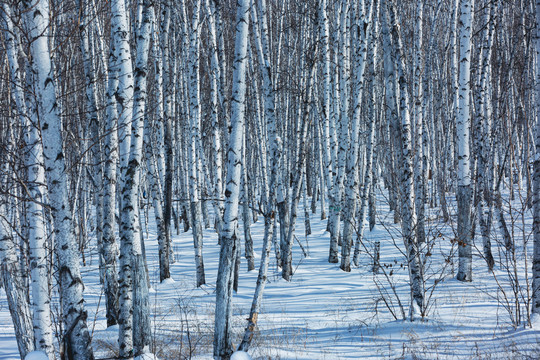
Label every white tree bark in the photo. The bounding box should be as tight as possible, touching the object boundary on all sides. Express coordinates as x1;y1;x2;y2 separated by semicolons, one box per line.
237;0;283;349
331;0;351;261
161;0;175;262
130;2;154;354
532;0;540;323
319;0;333;225
101;0;121;326
205;0;225;241
110;0;135;354
2;4;52;357
385;0;425;318
474;0;496;271
0;122;33;358
214;0;250;356
283;60;317;281
23;0;94;357
0;200;34;359
456;0;475;283
341;0;373;272
187;0;206;287
413;1;426;245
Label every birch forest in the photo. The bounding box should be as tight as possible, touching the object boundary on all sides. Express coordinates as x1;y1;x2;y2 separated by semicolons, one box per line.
1;0;540;359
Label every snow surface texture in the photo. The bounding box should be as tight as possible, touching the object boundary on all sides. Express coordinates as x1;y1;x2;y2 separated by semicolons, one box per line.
135;353;160;360
231;351;252;360
24;352;48;360
1;188;540;359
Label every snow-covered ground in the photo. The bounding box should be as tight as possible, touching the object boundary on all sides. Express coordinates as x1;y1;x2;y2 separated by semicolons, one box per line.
1;188;540;359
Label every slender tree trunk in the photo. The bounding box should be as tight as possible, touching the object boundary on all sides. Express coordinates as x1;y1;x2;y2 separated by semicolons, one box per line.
111;0;136;355
144;113;170;282
385;0;425;318
206;0;225;243
188;0;206;287
242;132;254;271
533;0;540;322
283;55;318;280
475;0;496;271
456;0;475;283
214;0;250;357
101;0;121;325
0;119;34;359
161;0;174;251
341;0;373;272
413;1;426;245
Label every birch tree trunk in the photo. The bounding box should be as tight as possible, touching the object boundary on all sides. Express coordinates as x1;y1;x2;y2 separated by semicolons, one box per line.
111;0;136;355
318;0;338;262
78;0;105;278
150;1;171;279
531;0;540;323
0;210;34;358
456;0;475;283
205;0;225;242
119;1;155;355
214;0;250;356
385;0;425;318
188;0;206;287
283;60;317;280
332;0;351;257
101;0;121;325
413;1;426;245
475;0;496;271
23;0;94;357
341;0;373;272
0;119;33;358
2;4;53;357
161;0;174;250
237;0;283;348
242;132;254;271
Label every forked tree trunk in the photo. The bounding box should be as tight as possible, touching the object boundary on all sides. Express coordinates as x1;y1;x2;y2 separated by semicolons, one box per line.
341;0;373;272
385;0;425;319
24;0;94;357
2;4;52;357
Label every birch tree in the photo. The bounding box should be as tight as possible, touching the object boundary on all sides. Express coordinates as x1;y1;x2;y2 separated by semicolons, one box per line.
413;1;426;246
2;4;53;356
187;0;206;287
110;0;136;355
96;0;122;327
130;1;154;354
456;0;474;282
238;0;283;349
531;0;540;323
23;0;94;357
205;0;225;242
214;0;250;356
341;0;373;272
474;0;496;271
0;121;33;358
384;0;425;318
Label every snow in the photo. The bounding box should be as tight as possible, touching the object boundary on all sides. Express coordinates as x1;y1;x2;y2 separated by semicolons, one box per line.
231;351;252;360
1;187;540;359
24;351;49;360
158;277;176;288
135;352;160;360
